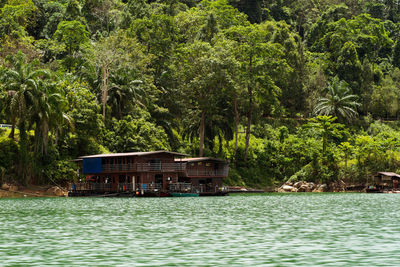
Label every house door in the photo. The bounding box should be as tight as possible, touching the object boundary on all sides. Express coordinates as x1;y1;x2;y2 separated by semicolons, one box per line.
155;174;163;190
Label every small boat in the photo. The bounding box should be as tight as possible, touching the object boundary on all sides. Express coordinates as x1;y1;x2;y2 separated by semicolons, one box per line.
366;187;382;193
170;192;199;197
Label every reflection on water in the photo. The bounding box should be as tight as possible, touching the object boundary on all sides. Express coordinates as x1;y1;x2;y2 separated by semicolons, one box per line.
1;194;400;266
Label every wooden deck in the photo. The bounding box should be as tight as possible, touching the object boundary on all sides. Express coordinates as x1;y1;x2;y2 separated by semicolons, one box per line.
68;182;228;197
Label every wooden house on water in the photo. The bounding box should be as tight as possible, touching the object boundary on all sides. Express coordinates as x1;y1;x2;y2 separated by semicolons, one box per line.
367;172;400;192
69;151;229;197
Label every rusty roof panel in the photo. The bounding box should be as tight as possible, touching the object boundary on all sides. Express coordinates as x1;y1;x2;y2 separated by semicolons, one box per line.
79;150;188;159
378;172;400;178
175;157;227;163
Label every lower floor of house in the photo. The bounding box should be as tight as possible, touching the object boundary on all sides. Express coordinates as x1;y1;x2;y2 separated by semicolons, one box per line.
68;172;227;197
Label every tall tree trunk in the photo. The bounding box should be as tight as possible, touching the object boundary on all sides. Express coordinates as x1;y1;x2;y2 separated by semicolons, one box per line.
118;97;122;119
101;65;109;122
18;121;29;185
199;111;205;157
234;96;239;157
244;57;253;162
218;134;223;155
8;116;15;140
244;99;252;161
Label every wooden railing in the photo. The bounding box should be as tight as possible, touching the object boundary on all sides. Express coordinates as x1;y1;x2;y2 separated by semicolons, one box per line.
69;182;162;192
70;182;112;192
137;183;162;191
186;167;229;177
168;183;228;193
102;162;186;172
169;182;193;192
69;182;227;193
117;183;135;191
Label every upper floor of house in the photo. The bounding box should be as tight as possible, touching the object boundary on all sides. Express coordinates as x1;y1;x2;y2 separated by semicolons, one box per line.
81;151;186;174
176;157;229;177
79;151;229;178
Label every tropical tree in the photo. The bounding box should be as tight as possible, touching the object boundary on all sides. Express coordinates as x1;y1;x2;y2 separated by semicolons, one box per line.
338;141;354;181
63;78;104;157
175;40;238;157
91;31;148;122
31;79;73;156
92;35;120;122
313;76;360;123
1;52;48;183
0;0;37;44
369;69;400;118
304;115;347;155
32;0;66;39
108;70;146;120
130;14;179;87
53;20;89;71
1;52;47;139
225;23;287;161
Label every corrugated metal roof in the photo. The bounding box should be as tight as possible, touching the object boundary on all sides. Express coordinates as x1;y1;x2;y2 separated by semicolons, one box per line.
378;172;400;178
175;157;227;163
79;150;188;159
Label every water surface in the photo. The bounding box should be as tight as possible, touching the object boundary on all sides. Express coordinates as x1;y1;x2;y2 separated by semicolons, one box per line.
1;193;399;266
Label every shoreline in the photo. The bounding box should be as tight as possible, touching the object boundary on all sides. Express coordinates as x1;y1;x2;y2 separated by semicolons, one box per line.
0;181;372;199
0;184;68;198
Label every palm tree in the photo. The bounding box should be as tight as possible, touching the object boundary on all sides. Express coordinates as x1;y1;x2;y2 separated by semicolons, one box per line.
108;70;146;120
1;52;48;139
0;52;49;183
313;76;360;123
31;79;73;155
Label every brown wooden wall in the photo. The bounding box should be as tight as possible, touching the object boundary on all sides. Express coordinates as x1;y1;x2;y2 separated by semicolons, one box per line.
101;153;176;165
185;160;228;177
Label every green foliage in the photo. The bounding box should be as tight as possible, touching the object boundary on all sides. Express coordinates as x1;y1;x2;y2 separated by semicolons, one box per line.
2;0;400;188
223;168;245;186
313;77;360;123
175;39;238;155
53;20;89;50
104;112;170;152
0;0;37;43
45;159;77;185
62;78;103;157
393;40;400;68
303;116;348;154
0;133;18;182
30;0;66;39
53;20;89;70
370;68;400;118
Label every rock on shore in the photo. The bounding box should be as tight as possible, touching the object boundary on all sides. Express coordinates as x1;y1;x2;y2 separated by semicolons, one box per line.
46;186;68;197
1;183;68;197
1;183;18;192
277;181;328;193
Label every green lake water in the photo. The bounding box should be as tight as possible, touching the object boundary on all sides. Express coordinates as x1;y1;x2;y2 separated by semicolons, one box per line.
1;193;400;266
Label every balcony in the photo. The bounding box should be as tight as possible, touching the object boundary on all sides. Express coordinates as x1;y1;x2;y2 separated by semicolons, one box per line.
69;182;227;193
101;162;187;173
69;182;159;192
186;167;229;177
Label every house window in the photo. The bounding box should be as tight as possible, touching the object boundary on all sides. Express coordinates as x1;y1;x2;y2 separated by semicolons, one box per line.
149;159;161;170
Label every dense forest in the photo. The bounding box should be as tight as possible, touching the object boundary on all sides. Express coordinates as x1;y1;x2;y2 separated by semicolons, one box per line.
1;0;400;188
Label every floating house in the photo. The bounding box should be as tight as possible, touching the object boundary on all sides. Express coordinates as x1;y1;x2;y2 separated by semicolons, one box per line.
69;151;229;197
375;172;400;190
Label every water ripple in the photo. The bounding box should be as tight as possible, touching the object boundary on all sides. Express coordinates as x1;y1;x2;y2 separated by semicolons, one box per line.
1;194;400;266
